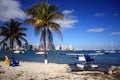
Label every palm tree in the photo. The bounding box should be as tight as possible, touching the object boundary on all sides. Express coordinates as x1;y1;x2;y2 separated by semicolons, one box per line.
26;0;63;63
0;19;28;55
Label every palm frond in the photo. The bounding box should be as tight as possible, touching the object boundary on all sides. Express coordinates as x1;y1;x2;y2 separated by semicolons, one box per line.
34;25;43;36
0;37;9;45
15;22;22;28
47;12;63;22
20;37;28;44
48;5;58;13
18;33;27;36
16;38;22;47
18;27;27;31
48;22;63;41
25;18;36;25
47;29;53;44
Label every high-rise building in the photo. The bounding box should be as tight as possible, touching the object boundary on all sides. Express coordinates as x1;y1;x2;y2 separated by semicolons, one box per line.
48;43;55;50
25;42;28;50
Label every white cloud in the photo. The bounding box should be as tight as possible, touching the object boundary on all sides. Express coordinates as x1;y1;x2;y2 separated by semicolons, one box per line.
111;32;120;35
62;9;74;15
94;13;104;16
87;28;104;32
0;0;26;22
53;9;78;28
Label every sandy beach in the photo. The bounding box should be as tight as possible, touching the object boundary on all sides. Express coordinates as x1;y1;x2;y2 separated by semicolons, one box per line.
1;61;119;80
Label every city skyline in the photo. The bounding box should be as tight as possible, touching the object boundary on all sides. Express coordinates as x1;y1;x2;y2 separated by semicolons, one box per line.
0;0;120;50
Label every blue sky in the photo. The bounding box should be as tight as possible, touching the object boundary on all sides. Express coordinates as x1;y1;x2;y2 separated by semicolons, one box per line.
0;0;120;50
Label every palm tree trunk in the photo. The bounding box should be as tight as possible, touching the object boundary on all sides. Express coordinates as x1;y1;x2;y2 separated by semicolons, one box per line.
2;43;4;50
10;40;14;57
44;28;48;64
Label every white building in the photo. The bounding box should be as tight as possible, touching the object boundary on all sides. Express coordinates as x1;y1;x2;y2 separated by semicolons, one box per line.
67;45;73;50
56;45;60;50
55;44;73;51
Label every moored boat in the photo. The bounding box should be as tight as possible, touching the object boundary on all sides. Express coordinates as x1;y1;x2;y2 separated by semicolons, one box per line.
36;50;44;54
108;50;116;53
14;50;24;54
96;50;102;53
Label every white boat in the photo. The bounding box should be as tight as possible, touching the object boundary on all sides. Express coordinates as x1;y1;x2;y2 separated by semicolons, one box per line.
96;50;102;53
108;41;116;53
109;50;116;53
118;51;120;53
14;50;24;54
104;50;109;53
36;50;44;54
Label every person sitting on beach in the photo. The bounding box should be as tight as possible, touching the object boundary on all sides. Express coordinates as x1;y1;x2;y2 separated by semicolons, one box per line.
84;54;95;62
4;56;10;66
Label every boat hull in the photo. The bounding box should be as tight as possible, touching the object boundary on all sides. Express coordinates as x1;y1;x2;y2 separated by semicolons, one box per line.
14;50;24;54
36;51;44;54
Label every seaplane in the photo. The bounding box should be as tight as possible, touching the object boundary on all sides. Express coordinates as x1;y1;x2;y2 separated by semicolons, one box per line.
66;53;104;69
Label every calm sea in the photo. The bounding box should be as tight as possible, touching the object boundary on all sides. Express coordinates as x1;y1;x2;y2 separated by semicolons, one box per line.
0;50;120;71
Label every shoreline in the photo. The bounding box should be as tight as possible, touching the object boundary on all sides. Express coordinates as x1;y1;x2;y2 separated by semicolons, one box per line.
1;61;120;80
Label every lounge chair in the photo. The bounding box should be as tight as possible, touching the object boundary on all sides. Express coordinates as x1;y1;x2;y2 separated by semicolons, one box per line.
10;57;19;67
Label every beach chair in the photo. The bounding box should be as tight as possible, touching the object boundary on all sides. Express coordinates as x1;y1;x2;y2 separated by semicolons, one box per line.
10;57;19;67
4;56;10;66
76;54;98;68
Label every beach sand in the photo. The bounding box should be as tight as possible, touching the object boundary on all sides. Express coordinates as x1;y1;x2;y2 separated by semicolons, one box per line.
0;61;115;80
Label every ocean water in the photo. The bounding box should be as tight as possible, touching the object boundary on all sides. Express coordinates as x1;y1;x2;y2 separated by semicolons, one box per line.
0;50;120;71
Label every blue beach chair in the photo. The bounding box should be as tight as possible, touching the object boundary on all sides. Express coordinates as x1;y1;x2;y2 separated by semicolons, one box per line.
10;57;19;67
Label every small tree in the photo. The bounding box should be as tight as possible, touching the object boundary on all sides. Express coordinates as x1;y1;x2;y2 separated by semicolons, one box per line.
0;19;27;56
